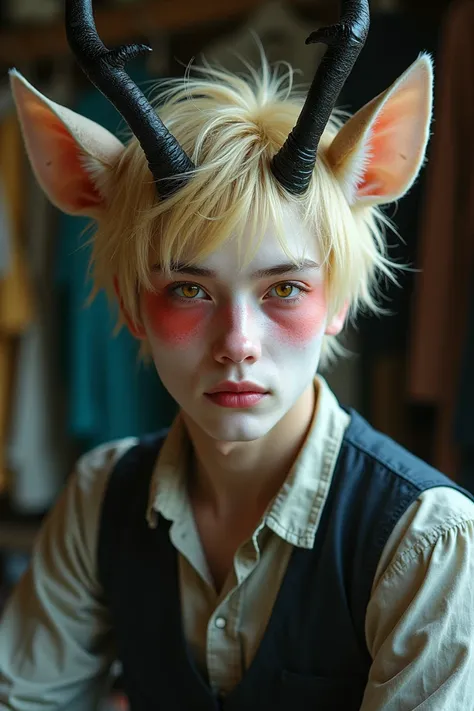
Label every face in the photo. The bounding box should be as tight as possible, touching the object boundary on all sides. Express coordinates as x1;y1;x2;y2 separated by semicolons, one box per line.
140;203;345;442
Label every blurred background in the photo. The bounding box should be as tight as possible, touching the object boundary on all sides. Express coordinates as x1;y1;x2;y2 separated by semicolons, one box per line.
0;0;472;704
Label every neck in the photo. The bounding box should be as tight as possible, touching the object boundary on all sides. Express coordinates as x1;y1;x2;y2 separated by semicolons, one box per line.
183;381;317;522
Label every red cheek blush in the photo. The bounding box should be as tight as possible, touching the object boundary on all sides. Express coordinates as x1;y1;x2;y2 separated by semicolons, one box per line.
142;290;206;346
270;288;328;345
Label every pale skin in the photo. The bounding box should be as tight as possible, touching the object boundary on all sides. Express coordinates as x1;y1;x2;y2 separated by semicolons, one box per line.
127;205;347;590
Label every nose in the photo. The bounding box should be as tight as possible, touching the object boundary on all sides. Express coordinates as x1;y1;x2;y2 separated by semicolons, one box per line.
211;299;262;365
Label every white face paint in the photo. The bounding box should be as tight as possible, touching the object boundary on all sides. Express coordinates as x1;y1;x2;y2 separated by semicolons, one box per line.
141;203;345;442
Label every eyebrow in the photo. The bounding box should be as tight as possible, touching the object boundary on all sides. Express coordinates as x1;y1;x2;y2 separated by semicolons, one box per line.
153;259;320;279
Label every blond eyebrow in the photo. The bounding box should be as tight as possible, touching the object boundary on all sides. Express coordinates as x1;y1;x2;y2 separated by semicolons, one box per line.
153;259;320;279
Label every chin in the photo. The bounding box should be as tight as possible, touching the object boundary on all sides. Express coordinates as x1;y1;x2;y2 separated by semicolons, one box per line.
191;408;279;443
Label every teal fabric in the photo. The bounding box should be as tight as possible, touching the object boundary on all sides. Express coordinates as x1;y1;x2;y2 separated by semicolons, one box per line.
55;60;178;451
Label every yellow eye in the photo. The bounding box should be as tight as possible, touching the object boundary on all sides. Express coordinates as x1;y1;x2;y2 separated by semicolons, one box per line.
274;283;294;298
180;284;200;299
170;282;208;301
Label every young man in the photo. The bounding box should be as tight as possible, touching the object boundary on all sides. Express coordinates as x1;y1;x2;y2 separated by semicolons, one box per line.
1;0;474;709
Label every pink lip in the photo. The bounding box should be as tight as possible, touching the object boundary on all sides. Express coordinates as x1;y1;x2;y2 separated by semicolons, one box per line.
206;381;267;395
205;392;267;408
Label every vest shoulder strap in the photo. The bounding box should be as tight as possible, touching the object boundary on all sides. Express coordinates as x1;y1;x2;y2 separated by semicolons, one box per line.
97;430;169;599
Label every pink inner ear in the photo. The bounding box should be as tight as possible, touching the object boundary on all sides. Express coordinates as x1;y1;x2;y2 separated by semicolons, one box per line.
357;112;392;197
28;101;103;213
52;121;103;210
356;83;425;199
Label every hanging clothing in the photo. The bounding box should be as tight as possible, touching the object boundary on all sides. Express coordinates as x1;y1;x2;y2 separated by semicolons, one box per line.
7;171;71;513
55;59;178;452
0;113;34;495
7;66;75;514
0;182;12;278
407;0;474;478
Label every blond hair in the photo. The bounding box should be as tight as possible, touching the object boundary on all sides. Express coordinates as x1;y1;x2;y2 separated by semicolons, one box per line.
90;58;399;369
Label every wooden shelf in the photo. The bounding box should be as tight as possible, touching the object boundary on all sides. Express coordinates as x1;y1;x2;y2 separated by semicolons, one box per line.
0;0;265;65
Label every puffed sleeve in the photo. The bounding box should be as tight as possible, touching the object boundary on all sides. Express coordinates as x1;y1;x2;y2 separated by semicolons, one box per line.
360;487;474;710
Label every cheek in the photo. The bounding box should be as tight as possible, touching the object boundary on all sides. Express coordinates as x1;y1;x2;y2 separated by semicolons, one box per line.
142;291;207;347
269;288;328;345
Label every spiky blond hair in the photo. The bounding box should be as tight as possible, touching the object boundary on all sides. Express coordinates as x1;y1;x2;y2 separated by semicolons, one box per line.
89;58;398;369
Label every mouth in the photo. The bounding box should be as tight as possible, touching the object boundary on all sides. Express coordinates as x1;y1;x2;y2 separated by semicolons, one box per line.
206;381;268;395
204;391;268;409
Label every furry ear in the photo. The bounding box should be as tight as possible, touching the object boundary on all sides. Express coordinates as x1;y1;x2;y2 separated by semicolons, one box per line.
9;69;125;217
326;54;433;206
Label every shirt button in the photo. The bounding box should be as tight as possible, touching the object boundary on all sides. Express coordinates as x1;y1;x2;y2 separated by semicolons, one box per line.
215;617;227;629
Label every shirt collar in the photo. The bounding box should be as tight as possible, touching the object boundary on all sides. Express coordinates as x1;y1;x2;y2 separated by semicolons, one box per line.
146;376;350;548
146;411;191;529
264;377;350;548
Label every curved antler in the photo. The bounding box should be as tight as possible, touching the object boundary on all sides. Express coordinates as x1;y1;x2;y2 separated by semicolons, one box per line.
270;0;370;195
65;0;194;198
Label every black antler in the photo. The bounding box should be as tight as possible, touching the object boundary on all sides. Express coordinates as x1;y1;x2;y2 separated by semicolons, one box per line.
271;0;370;195
65;0;194;198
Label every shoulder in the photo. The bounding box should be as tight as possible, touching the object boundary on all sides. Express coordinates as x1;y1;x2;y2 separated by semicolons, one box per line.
365;495;474;707
74;437;139;502
64;438;139;561
27;438;140;597
376;485;474;586
340;409;474;581
366;485;474;660
343;408;472;496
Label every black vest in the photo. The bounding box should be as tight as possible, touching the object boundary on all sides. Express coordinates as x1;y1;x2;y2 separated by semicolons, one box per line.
98;409;472;710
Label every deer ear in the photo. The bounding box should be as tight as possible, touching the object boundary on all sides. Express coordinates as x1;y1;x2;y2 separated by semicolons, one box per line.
9;69;125;217
326;54;433;206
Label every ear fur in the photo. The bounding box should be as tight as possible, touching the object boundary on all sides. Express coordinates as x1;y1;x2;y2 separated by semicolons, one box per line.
326;54;433;205
9;69;125;217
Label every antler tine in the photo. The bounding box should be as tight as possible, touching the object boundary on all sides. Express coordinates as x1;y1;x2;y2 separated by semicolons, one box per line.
65;0;195;198
271;0;370;195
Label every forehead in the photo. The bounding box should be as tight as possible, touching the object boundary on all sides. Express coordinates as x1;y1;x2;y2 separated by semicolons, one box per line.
196;202;320;277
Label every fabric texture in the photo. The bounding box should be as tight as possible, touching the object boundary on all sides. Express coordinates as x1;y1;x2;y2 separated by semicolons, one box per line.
98;396;474;710
1;379;474;710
